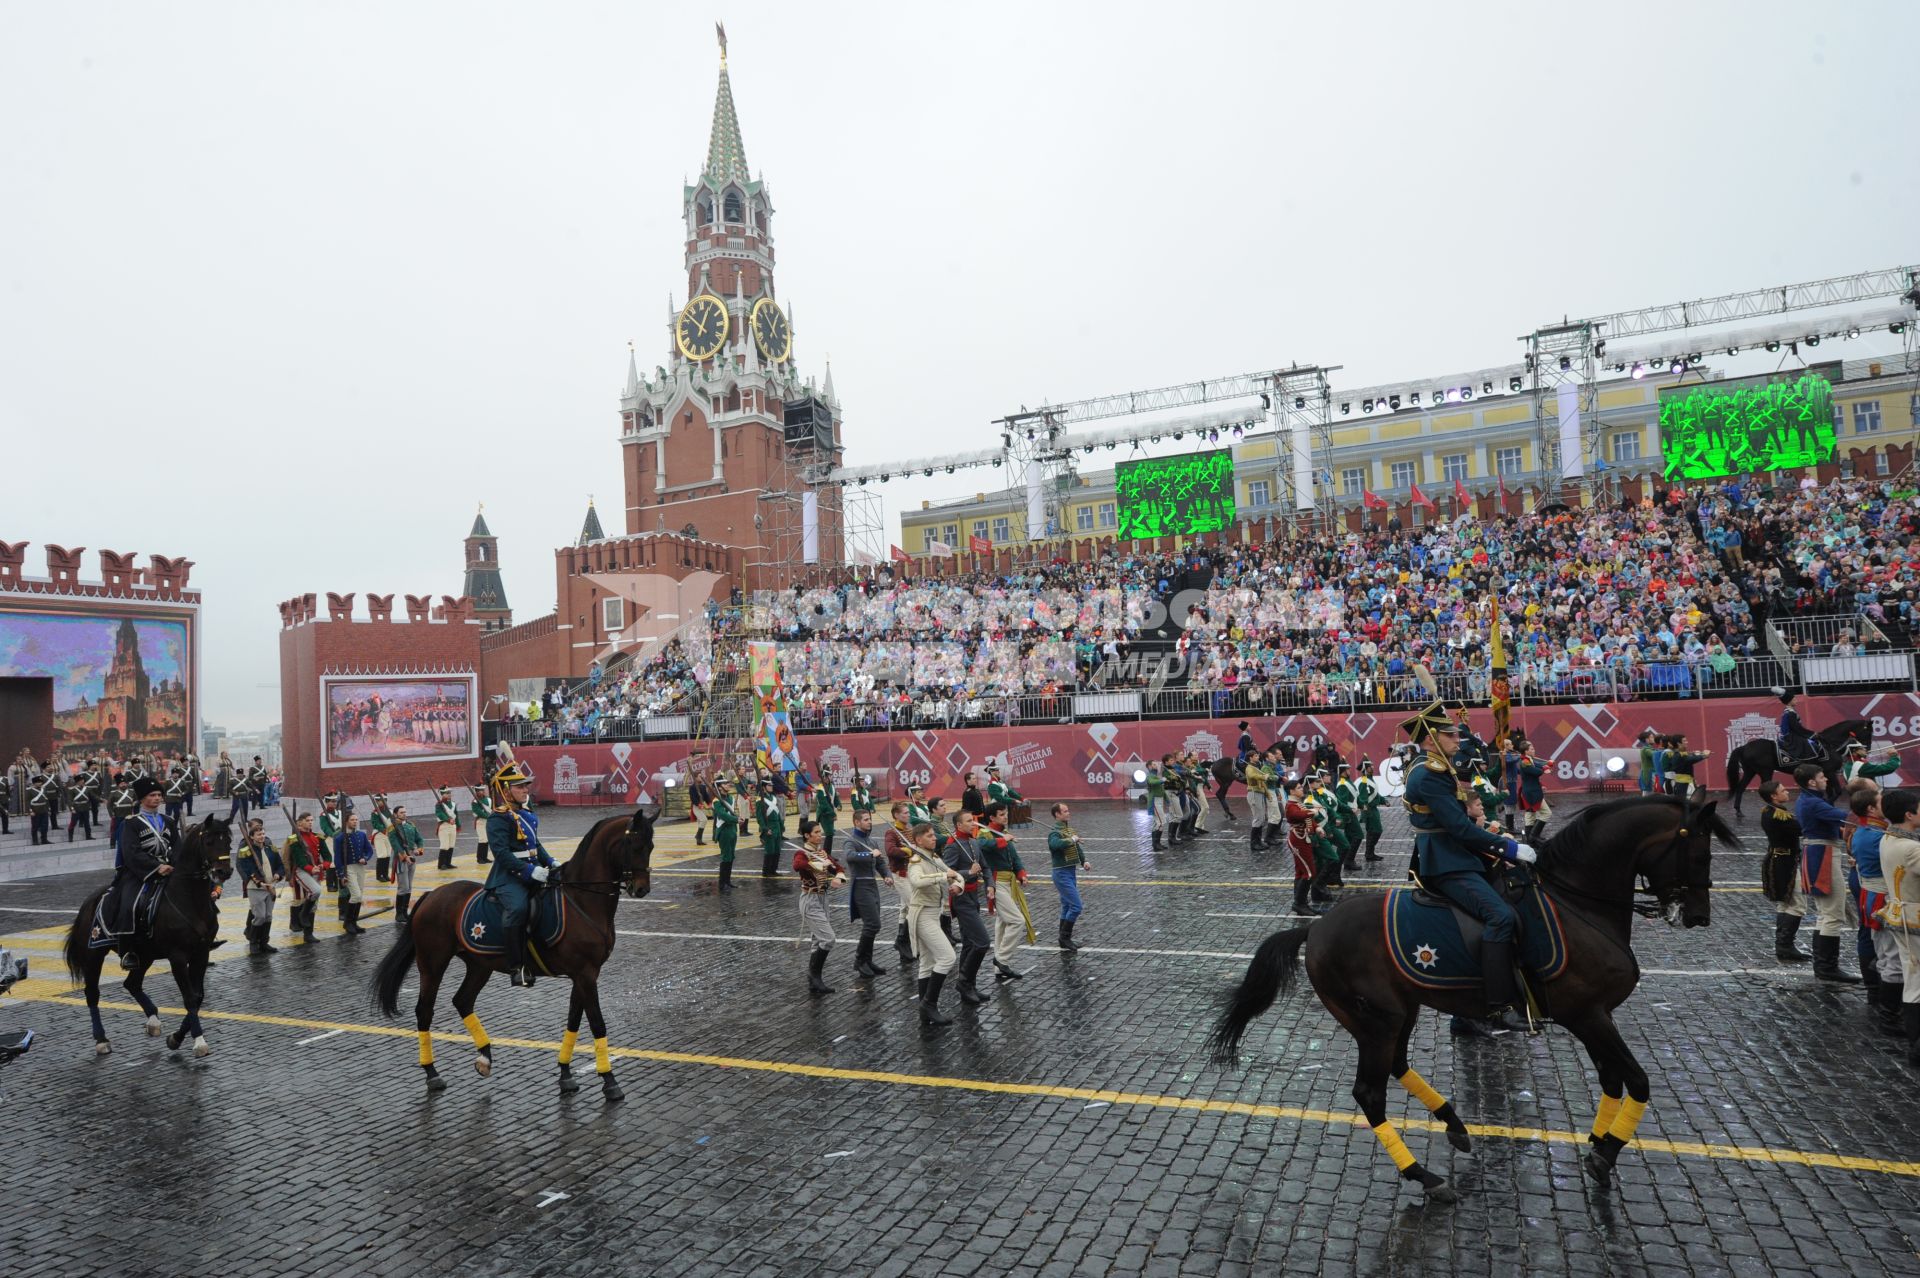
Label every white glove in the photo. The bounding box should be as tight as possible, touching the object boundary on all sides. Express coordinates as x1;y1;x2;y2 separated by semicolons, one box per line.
530;864;550;884
1513;843;1538;864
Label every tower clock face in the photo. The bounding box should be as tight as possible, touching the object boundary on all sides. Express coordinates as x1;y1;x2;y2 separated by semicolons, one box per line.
675;294;729;361
750;297;792;363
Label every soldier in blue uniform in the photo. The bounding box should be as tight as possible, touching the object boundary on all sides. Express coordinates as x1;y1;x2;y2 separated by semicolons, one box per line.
1402;699;1538;1034
485;747;555;988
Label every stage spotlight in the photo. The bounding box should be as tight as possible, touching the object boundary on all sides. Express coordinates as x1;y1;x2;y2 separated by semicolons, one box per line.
946;465;956;473
1206;429;1219;443
1765;339;1780;352
1172;431;1184;440
1294;396;1306;410
1362;399;1375;413
1340;402;1351;415
1151;434;1162;443
1482;381;1493;395
1613;362;1626;373
1461;386;1474;401
1131;769;1148;784
1847;327;1861;339
1806;334;1820;347
923;468;933;477
1726;347;1739;357
1594;341;1607;360
1508;376;1523;392
1686;353;1702;367
1025;428;1035;440
1893;322;1908;335
1558;355;1572;371
1409;391;1422;406
1106;441;1116;450
1669;359;1684;375
1605;755;1627;777
1388;395;1401;411
1630;363;1645;379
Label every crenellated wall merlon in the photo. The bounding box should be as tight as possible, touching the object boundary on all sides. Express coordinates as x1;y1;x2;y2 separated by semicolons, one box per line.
0;541;199;601
277;592;481;628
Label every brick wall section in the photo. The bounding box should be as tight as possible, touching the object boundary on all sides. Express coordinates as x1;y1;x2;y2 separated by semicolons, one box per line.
278;602;484;799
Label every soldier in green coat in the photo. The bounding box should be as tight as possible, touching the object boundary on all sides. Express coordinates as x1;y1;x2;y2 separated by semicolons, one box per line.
469;786;493;863
849;773;875;819
1356;759;1386;864
1333;763;1365;873
814;782;838;853
712;778;740;891
757;780;786;877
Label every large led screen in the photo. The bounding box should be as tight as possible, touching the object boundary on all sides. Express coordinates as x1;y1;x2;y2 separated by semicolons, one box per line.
1658;372;1836;480
0;606;193;760
1114;449;1236;539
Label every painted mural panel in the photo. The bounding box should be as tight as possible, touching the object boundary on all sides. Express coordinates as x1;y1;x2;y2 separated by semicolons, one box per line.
0;605;192;759
321;676;477;769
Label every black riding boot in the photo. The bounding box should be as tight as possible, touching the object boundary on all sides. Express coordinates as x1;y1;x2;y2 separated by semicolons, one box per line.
695;826;705;846
957;947;990;1005
1877;981;1907;1036
894;920;914;962
1251;826;1265;852
1292;878;1320;917
762;849;780;877
509;932;535;987
1479;939;1532;1034
1905;1002;1920;1068
1310;862;1336;903
807;948;833;995
1774;914;1811;962
344;902;365;937
920;971;954;1025
1058;920;1081;953
1365;831;1382;863
376;856;389;883
717;861;733;892
855;933;886;977
395;893;411;925
300;902;317;942
245;920;263;955
1152;827;1164;850
1812;934;1860;983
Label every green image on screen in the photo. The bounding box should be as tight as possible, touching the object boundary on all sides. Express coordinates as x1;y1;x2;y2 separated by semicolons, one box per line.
1114;448;1237;540
1657;372;1836;481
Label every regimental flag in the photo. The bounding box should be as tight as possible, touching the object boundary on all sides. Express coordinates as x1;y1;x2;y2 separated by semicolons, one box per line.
927;539;955;557
747;640;781;698
1361;488;1388;511
969;534;992;554
1409;483;1436;511
1454;477;1472;508
889;544;909;563
1497;473;1509;509
1489;602;1511;748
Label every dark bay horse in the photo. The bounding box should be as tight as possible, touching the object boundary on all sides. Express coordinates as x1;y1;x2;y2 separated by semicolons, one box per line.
1725;718;1871;814
63;815;235;1057
371;807;653;1100
1208;796;1734;1202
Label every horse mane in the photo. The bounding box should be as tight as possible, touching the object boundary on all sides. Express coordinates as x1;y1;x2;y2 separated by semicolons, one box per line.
557;815;628;882
1541;794;1739;868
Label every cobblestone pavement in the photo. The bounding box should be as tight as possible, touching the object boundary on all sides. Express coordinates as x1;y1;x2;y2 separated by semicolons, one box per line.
4;795;1920;1277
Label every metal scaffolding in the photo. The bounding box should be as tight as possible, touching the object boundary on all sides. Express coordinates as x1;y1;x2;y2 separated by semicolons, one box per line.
1525;320;1599;496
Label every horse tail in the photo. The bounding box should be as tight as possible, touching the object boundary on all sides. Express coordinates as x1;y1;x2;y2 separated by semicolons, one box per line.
1206;924;1312;1068
1723;747;1746;800
65;886;109;984
369;920;418;1018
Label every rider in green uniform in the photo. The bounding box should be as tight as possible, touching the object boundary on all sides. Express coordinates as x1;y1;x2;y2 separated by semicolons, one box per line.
1402;700;1538;1033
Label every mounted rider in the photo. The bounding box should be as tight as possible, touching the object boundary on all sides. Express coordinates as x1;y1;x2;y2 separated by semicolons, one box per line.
1777;689;1819;764
101;777;180;954
484;746;556;988
1402;699;1539;1034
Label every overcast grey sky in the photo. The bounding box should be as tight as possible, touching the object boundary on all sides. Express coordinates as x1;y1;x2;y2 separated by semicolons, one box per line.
3;1;1916;731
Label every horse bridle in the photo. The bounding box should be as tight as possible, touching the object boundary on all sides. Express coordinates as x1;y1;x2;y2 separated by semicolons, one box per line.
554;824;651;898
1538;819;1705;921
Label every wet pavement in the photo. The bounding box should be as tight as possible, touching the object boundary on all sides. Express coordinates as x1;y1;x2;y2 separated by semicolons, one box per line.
4;795;1920;1276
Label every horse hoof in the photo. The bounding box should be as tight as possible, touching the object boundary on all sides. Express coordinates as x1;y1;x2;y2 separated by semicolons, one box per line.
145;1018;163;1037
474;1056;492;1078
426;1074;447;1093
94;1041;112;1057
1447;1129;1473;1154
559;1071;581;1094
192;1037;210;1058
1425;1179;1458;1205
601;1076;625;1103
166;1032;184;1051
1584;1150;1616;1184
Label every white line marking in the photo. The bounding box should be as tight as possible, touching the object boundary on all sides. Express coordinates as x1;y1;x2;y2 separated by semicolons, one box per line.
1082;1101;1111;1110
536;1190;570;1208
295;1029;345;1045
0;906;81;914
823;1150;855;1160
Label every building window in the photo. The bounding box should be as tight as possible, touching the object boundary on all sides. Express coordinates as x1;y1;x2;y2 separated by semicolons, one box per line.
943;524;958;545
1097;502;1116;529
723;190;744;223
601;598;622;632
696;196;713;226
1878;450;1892;477
1494;446;1523;475
1854;400;1883;434
1389;460;1416;489
475;543;489;562
1441;453;1468;482
1611;432;1641;462
972;520;988;541
1341;467;1365;496
922;528;939;550
1076;505;1094;531
1247;480;1271;507
991;517;1011;543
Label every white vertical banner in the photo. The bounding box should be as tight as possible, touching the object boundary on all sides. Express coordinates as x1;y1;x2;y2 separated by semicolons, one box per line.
1557;383;1583;480
802;491;820;563
1289;413;1315;511
1026;460;1044;538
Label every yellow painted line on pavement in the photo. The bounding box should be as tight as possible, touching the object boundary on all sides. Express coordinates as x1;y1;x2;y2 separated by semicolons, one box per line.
18;991;1920;1182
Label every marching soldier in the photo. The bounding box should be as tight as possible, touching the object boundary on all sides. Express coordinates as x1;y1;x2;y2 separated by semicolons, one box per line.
1047;801;1090;952
1794;762;1860;984
1759;780;1812;962
164;766;193;826
1333;763;1364;874
227;763;256;823
1661;734;1709;805
236;821;284;955
979;803;1033;980
0;772;9;835
1403;699;1538;1034
793;818;845;995
986;763;1023;822
283;810;327;943
433;786;460;870
1510;735;1552;845
106;772;136;847
1840;740;1899;788
183;754;200;816
905;783;932;831
904;821;962;1025
72;760;102;839
27;768;55;846
686;771;713;847
368;793;394;883
62;768;94;843
1280;775;1320;917
712;778;740;891
757;780;786;877
813;773;838;854
484;748;555;987
332;810;373;937
942;810;994;1008
1147;759;1171;849
1243;748;1272;851
468;785;492;863
849;772;875;822
841;806;890;978
389;804;425;924
1357;758;1386;864
885;800;917;962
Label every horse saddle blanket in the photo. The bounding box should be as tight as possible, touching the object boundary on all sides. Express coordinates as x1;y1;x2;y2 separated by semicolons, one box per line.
89;880;164;948
1382;882;1570;990
455;888;571;961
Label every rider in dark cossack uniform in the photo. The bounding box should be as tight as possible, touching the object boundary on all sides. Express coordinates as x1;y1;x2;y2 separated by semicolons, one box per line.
1403;699;1538;1034
1778;689;1817;764
104;777;180;941
485;749;555;988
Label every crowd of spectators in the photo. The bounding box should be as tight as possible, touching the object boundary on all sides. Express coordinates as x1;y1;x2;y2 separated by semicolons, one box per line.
505;475;1920;740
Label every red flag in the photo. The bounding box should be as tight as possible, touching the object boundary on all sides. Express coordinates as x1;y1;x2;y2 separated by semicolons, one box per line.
1409;483;1436;511
1454;477;1472;508
968;534;992;554
1497;473;1509;508
889;544;909;563
1361;488;1388;511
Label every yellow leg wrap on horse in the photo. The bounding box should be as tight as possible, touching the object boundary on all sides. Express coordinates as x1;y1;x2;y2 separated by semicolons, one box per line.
1606;1096;1647;1144
1590;1093;1623;1139
461;1012;490;1049
1397;1070;1446;1113
593;1036;611;1074
417;1030;434;1067
1371;1121;1417;1172
558;1029;578;1066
